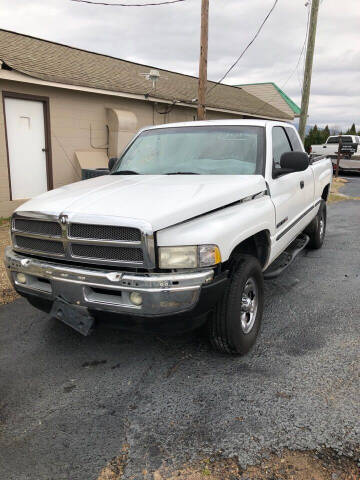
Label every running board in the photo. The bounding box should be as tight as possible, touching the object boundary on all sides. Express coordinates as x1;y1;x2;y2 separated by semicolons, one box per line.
264;233;310;280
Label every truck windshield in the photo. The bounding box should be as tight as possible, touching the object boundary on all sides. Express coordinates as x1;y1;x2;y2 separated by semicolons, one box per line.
112;126;265;175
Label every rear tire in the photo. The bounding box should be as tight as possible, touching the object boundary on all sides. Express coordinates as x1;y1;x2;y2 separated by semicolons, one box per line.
305;199;327;250
208;255;264;355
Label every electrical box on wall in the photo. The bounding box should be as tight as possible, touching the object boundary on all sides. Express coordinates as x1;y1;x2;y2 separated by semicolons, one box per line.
106;109;138;159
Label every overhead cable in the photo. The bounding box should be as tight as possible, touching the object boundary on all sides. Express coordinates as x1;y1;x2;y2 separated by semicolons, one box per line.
71;0;186;6
207;0;279;96
250;3;311;118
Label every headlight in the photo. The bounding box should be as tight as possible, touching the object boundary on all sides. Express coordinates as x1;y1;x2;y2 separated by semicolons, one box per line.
158;245;221;269
159;246;198;269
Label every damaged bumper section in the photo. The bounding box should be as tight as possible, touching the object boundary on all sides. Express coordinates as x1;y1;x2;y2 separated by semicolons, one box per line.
4;247;227;333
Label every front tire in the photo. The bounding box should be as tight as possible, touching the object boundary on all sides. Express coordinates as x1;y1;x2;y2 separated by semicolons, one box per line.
208;255;264;355
305;199;327;249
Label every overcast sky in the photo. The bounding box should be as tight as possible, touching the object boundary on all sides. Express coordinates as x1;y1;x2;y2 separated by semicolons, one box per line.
1;0;359;129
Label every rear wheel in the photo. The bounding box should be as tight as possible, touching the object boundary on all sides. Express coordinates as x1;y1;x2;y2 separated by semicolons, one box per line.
305;199;327;249
208;255;264;355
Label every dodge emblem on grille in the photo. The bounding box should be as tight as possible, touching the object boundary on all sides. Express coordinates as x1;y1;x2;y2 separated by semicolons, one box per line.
59;215;68;225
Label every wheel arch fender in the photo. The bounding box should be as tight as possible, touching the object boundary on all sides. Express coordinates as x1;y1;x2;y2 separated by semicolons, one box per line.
322;183;331;201
225;229;271;270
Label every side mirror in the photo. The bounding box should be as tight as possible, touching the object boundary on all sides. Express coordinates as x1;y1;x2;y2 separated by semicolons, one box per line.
108;157;117;171
280;151;309;172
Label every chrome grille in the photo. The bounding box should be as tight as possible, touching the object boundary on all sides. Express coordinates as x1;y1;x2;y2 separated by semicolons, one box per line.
13;219;62;237
12;214;153;268
71;244;144;263
15;235;65;255
69;223;141;242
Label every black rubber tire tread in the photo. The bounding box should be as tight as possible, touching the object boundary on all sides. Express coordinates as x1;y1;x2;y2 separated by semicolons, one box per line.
305;199;327;250
208;255;264;355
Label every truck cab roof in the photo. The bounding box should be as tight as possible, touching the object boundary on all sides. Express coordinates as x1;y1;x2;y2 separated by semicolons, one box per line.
139;118;295;133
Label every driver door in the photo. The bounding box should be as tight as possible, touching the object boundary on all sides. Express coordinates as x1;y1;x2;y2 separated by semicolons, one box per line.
269;126;314;260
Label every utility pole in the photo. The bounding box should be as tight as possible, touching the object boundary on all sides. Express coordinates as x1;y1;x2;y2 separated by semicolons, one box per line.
335;136;342;178
197;0;209;120
298;0;320;142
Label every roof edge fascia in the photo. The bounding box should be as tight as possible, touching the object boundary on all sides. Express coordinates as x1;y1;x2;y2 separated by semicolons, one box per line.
0;69;292;121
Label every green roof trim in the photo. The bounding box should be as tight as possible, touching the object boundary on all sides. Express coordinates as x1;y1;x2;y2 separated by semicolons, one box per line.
235;82;301;115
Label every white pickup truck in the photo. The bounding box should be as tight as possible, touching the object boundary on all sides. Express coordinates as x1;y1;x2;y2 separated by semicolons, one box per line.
5;120;332;355
311;135;360;158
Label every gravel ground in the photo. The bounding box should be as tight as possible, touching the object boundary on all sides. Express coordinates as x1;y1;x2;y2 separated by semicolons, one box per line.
0;221;19;305
0;197;359;480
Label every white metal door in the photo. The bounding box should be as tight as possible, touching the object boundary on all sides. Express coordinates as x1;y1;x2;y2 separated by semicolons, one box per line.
4;97;48;200
267;125;314;263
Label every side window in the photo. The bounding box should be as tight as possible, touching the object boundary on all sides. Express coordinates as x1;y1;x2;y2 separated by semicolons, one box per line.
272;126;292;170
285;127;303;151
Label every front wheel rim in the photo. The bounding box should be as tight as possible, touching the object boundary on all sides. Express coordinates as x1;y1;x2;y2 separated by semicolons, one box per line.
240;277;258;334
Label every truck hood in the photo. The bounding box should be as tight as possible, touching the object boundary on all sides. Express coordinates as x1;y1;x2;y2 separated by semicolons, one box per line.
16;175;267;231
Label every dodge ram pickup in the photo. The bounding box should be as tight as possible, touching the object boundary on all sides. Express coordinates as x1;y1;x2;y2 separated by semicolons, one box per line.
4;120;332;355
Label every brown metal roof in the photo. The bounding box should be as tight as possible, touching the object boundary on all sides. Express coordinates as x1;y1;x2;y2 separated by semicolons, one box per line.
0;29;292;120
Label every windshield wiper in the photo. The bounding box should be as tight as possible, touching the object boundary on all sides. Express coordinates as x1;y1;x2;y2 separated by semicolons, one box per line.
112;170;199;175
166;172;199;175
111;170;139;175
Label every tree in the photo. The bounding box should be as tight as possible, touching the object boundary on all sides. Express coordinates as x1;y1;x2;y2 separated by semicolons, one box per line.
323;125;330;142
346;123;357;135
312;125;322;144
304;126;314;152
305;124;320;152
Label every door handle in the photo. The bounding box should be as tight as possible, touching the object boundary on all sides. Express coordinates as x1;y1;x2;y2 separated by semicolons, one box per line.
42;148;48;152
300;180;305;189
323;145;327;148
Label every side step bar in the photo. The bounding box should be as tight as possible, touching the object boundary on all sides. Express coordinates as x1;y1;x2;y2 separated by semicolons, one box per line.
264;233;310;280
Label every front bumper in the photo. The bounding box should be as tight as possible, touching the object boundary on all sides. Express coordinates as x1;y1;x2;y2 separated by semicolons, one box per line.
4;247;224;319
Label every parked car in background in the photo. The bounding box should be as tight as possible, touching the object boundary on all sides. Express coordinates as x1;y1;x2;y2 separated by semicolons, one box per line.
311;135;360;158
4;120;332;355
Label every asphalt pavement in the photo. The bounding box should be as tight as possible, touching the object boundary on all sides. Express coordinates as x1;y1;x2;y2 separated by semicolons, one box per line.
341;173;360;197
0;190;359;479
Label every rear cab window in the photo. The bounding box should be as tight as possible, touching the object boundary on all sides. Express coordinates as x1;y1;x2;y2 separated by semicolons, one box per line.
327;136;353;144
285;127;304;152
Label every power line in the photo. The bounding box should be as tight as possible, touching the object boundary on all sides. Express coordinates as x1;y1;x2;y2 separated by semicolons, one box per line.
207;0;279;96
283;3;310;91
248;3;311;119
71;0;186;6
